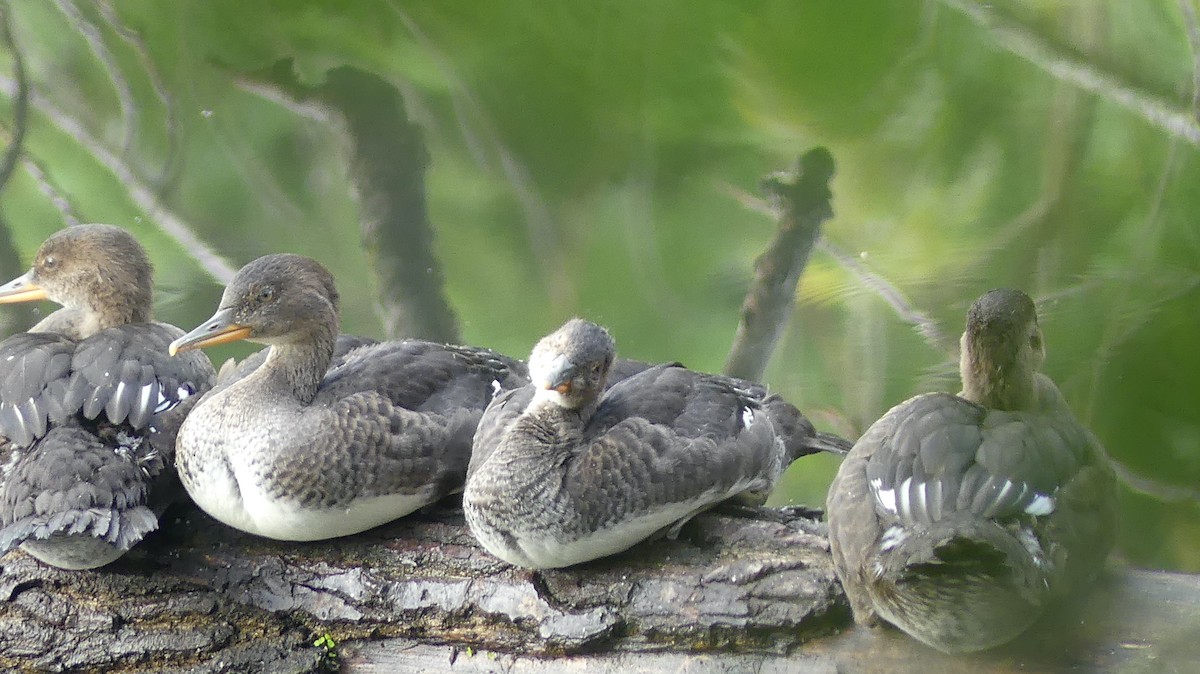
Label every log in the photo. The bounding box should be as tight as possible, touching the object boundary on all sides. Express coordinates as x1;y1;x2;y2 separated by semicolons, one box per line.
0;499;1194;673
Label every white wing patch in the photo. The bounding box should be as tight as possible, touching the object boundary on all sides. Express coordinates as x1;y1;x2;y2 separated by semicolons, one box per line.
1024;493;1056;516
870;477;897;514
895;476;914;519
138;383;156;415
740;407;754;429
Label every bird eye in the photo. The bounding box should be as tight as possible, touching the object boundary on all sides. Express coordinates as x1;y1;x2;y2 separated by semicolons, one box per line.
258;286;275;302
41;255;57;270
590;362;602;376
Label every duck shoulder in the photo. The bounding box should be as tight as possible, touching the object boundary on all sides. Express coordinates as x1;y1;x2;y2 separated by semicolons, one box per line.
317;339;527;413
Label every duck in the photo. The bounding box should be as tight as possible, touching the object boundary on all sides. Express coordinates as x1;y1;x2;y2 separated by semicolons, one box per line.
463;317;851;570
0;224;216;569
168;253;528;541
826;288;1117;653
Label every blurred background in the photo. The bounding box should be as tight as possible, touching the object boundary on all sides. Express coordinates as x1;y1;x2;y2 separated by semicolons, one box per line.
0;1;1195;571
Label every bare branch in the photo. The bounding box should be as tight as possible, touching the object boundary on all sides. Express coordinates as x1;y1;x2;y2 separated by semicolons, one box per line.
0;76;238;284
0;502;1195;672
717;180;952;357
938;0;1200;147
318;66;460;342
0;505;844;671
0;3;34;333
723;149;836;382
54;0;137;158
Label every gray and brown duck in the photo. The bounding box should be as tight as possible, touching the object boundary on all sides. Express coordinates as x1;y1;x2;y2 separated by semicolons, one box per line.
168;253;527;541
463;318;849;569
0;224;216;569
826;288;1117;653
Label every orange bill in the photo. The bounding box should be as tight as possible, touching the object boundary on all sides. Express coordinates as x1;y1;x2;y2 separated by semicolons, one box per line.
169;307;253;356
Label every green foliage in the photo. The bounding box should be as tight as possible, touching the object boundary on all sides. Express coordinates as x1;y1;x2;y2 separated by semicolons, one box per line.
0;0;1196;570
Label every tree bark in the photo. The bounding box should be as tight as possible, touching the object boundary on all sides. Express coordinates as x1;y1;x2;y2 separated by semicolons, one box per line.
0;503;844;673
0;499;1193;673
724;149;836;382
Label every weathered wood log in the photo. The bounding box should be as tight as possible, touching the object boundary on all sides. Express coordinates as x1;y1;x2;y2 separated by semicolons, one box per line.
1;498;1195;673
0;503;843;672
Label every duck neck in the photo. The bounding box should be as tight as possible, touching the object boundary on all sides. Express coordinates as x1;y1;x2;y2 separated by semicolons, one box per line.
29;297;148;339
516;393;598;449
254;324;337;404
85;282;152;332
959;333;1037;412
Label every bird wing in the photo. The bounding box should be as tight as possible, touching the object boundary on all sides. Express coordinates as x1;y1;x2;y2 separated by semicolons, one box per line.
64;323;217;431
862;393;1091;529
0;332;76;447
256;389;482;508
590;364;755;433
317;340;527;414
564;365;782;530
468;385;535;481
565;412;779;533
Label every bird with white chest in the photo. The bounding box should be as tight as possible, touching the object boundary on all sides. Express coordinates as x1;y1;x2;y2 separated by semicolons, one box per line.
168;253;527;541
464;318;848;569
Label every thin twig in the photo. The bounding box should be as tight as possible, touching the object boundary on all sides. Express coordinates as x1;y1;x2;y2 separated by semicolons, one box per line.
94;0;182;194
723;149;836;382
717;180;952;356
390;3;577;313
234;77;333;123
21;156;82;226
0;76;237;284
938;0;1200;146
817;240;953;354
1179;0;1200;121
0;2;27;195
54;0;137;158
1111;458;1200;504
